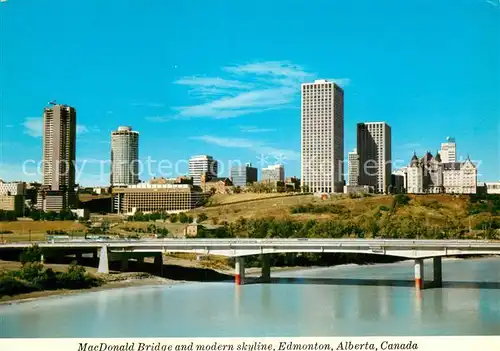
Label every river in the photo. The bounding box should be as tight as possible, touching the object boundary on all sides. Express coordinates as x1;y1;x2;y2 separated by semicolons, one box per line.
1;257;499;337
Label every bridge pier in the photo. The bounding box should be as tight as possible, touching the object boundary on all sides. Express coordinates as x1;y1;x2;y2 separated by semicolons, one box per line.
154;253;164;276
121;255;129;271
40;254;45;264
97;246;109;274
235;257;245;285
261;254;271;283
433;257;442;287
414;258;424;290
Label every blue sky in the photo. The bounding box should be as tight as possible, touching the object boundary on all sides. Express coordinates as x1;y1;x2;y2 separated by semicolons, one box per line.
0;0;499;186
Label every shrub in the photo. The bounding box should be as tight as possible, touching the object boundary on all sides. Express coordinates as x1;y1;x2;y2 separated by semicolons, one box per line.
197;213;208;222
19;245;43;265
169;214;178;223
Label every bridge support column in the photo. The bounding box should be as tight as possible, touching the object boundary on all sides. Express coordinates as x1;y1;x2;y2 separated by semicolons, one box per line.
97;246;109;274
235;257;245;285
414;258;424;290
433;257;442;288
75;252;82;262
40;254;45;264
154;253;164;276
261;254;271;283
121;255;129;271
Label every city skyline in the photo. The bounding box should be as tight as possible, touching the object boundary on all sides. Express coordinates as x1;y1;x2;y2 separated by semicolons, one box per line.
0;0;499;186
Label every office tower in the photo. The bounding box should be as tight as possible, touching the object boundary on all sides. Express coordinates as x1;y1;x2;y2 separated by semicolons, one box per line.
347;149;359;186
189;155;218;186
230;163;258;187
357;122;392;193
440;137;456;163
301;79;344;193
111;126;140;187
42;103;77;208
262;164;285;182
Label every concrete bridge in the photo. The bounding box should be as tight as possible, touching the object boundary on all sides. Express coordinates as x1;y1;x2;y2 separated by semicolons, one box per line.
2;238;500;289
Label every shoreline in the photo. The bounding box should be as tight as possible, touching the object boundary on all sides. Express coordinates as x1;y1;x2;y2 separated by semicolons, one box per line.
2;255;497;306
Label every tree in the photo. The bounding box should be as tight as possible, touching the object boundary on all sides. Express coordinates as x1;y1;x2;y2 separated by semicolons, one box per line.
197;213;208;222
179;213;189;223
20;245;43;265
169;213;178;223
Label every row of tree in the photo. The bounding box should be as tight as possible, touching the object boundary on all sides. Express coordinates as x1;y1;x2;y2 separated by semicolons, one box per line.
190;215;500;241
127;211;208;224
0;209;77;222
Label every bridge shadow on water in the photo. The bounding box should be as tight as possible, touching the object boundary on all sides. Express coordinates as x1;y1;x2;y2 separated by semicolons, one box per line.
248;277;500;290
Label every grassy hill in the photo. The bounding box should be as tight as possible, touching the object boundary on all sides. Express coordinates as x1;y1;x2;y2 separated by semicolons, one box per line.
189;193;478;226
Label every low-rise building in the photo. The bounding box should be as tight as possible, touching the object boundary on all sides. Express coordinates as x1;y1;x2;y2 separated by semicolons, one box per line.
483;181;500;194
343;185;375;195
0;180;25;196
391;168;407;194
285;177;301;192
200;174;233;194
0;195;24;215
36;189;66;212
71;208;90;220
150;176;193;185
112;183;208;215
262;164;285;182
183;223;225;237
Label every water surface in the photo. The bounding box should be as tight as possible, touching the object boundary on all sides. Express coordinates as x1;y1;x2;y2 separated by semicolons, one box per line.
1;257;499;337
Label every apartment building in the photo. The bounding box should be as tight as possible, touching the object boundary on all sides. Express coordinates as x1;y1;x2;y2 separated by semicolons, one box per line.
111;126;140;186
112;183;208;214
189;155;218;186
357;122;392;194
41;103;77;208
230;163;258;187
301;80;344;194
262;164;285;182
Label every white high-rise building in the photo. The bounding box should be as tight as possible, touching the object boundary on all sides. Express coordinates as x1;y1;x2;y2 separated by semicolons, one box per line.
189;155;218;186
301;80;344;193
262;164;285;182
357;122;392;193
110;126;140;187
347;149;359;186
440;137;456;163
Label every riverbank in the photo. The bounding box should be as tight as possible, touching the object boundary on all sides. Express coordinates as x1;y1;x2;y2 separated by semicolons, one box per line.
0;271;185;305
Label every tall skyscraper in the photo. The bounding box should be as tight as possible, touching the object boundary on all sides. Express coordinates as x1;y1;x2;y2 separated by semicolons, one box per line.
42;103;77;208
301;79;344;193
262;164;285;182
347;148;359;186
440;137;456;163
111;126;140;187
357;122;392;193
189;155;218;186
